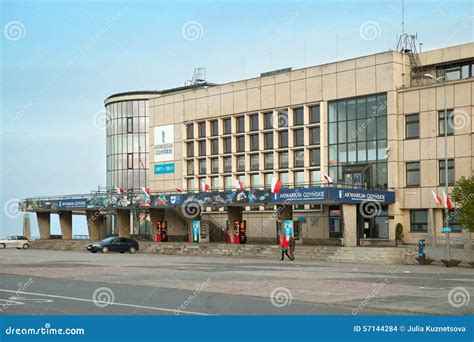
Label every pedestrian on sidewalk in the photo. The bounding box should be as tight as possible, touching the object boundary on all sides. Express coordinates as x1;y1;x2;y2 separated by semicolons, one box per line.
280;235;291;261
288;236;296;261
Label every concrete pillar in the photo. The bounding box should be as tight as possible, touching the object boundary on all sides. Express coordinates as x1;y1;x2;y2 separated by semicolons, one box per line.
150;208;165;241
59;211;73;240
342;204;357;247
86;210;103;241
36;212;51;240
428;208;436;246
117;209;131;238
227;206;243;243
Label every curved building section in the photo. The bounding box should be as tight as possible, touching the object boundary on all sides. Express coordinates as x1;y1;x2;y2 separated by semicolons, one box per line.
104;92;160;192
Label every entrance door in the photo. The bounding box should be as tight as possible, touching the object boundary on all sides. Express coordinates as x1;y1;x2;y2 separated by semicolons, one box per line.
328;206;342;238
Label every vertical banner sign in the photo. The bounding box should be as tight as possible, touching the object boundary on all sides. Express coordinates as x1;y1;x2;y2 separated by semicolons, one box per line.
154;125;174;162
283;220;294;237
192;220;200;243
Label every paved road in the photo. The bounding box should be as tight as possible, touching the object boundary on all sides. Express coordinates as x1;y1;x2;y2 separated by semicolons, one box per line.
0;249;472;315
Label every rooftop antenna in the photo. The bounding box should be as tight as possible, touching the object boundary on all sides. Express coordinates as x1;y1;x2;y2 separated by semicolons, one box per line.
185;68;207;86
401;0;405;35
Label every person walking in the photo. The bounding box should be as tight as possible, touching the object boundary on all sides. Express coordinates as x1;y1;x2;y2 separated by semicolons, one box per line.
288;236;296;261
280;235;291;261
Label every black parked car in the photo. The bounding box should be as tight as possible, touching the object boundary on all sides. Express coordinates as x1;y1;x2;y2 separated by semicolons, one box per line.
87;237;139;254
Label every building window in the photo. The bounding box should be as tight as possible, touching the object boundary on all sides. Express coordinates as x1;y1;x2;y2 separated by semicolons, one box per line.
211;176;219;190
210;139;218;155
198;159;206;175
310;148;320;166
406;114;420;139
223;118;232;134
187;160;194;175
210;120;218;136
250;134;259;151
236;136;245;152
127;153;133;169
264;173;273;187
443;209;462;232
439;110;454;136
310;127;320;145
279;151;288;168
264;112;273;129
278;110;288;128
437;61;473;81
198;122;206;138
310;170;321;185
250;174;260;188
187;178;195;191
279;171;289;185
250;114;258;131
406;162;420;187
223;156;232;173
250;154;259;171
198;141;206;156
211;158;219;173
294;171;304;186
279;131;288;148
223;137;231;154
264;152;274;170
186;123;194;139
224;175;232;190
237;155;245;172
294;150;304;167
236;116;245;133
187;142;194;157
310;105;320;124
264;132;273;149
439;159;455;186
294;128;304;146
127;117;133;133
293;107;304;126
410;210;428;232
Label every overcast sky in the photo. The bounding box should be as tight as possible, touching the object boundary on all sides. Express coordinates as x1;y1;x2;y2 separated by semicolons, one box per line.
1;0;472;237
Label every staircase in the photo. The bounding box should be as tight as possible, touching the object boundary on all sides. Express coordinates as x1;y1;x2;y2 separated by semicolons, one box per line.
396;33;423;86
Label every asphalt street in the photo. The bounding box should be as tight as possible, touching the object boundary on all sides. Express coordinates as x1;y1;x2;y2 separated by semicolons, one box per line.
0;248;472;315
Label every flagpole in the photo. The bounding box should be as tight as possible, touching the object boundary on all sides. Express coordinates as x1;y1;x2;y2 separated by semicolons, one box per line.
443;77;450;266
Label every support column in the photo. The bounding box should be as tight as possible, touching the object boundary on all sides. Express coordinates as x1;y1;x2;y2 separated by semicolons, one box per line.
428;208;436;246
59;211;73;240
36;212;51;240
150;208;165;241
86;210;103;241
227;206;243;243
342;204;357;247
117;209;131;238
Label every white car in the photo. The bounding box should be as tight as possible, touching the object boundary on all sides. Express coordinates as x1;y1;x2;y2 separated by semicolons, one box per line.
0;236;30;249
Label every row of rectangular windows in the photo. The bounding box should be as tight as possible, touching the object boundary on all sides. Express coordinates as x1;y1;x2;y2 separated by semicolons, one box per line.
410;209;462;232
406;110;461;139
406;159;455;187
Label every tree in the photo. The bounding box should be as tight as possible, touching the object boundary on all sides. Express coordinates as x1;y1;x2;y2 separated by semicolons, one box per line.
451;174;474;232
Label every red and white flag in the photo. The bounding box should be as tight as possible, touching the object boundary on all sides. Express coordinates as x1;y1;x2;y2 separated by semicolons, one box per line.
271;177;282;194
235;179;244;191
116;187;125;194
201;182;210;191
141;187;150;197
322;173;334;184
431;191;442;206
175;188;183;193
442;190;453;209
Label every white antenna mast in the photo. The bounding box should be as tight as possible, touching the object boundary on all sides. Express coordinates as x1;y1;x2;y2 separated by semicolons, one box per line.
402;0;405;34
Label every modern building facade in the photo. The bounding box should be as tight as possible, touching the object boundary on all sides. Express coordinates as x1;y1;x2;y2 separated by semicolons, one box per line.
20;42;474;249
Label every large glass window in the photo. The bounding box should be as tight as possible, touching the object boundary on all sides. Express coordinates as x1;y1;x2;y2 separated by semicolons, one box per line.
211;158;219;173
439;159;455;186
264;112;273;129
310;170;321;185
294;171;304;186
187;178;195;191
406;162;420;187
293;128;304;146
223;157;232;173
236;116;245;133
250;154;259;171
279;131;288;148
264;173;273;187
187;142;194;157
279;151;288;168
237;155;245;172
236;136;245;152
278;110;288;128
410;210;428;232
198;159;206;174
223;137;231;154
198;122;206;138
250;174;260;187
310;105;320;124
310;148;320;167
279;171;289;185
443;209;463;232
250;134;259;151
310;127;320;145
264;153;274;170
250;114;258;131
211;176;219;190
198;141;206;156
294;150;304;167
439;110;454;136
224;176;232;190
264;132;273;149
293;107;304;126
187;160;194;175
406;114;419;139
210;120;218;136
210;139;218;155
223;118;232;134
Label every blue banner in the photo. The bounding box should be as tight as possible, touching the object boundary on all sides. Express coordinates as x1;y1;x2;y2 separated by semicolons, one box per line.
0;316;471;342
154;163;175;174
58;198;88;209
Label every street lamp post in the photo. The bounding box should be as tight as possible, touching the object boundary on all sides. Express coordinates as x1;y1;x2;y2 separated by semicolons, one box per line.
424;74;450;265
